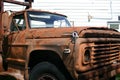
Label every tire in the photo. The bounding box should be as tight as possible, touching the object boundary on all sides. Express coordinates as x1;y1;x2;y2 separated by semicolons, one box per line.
109;76;115;80
29;62;66;80
0;75;16;80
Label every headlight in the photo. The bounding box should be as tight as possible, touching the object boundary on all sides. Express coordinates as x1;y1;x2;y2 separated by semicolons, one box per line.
84;49;91;63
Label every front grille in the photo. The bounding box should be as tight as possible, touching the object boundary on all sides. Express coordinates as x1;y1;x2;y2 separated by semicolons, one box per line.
90;42;120;68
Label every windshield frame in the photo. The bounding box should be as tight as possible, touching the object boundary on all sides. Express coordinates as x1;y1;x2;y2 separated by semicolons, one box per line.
27;11;71;28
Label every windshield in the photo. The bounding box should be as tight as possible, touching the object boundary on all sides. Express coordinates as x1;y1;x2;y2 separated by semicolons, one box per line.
27;11;71;28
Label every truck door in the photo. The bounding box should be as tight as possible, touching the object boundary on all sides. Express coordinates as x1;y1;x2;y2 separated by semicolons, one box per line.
4;13;27;69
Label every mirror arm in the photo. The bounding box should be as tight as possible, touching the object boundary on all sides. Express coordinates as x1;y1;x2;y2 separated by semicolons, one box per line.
12;20;20;32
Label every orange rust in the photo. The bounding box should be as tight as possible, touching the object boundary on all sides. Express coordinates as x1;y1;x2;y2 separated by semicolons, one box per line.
0;0;120;80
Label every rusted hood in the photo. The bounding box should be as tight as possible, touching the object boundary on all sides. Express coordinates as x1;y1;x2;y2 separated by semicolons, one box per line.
26;27;120;39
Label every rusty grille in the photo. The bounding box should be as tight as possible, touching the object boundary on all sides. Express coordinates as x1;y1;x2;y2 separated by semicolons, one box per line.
90;42;120;68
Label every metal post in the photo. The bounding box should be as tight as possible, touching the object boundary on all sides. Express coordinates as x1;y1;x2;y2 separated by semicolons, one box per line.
29;0;32;8
0;0;3;46
4;0;30;7
0;0;3;33
0;0;4;13
25;0;32;9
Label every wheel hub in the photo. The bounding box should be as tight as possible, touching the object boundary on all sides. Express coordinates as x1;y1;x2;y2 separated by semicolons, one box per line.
38;74;57;80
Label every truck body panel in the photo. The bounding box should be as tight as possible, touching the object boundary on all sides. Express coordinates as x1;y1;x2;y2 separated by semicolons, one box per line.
0;0;120;80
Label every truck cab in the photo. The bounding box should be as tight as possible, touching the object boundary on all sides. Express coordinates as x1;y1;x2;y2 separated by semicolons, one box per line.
1;9;73;80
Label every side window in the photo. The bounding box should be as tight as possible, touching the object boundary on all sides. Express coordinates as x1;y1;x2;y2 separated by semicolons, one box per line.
54;20;68;28
11;14;26;31
31;20;46;28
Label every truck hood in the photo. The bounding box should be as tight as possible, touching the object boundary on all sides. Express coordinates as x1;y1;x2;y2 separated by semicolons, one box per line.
26;27;120;39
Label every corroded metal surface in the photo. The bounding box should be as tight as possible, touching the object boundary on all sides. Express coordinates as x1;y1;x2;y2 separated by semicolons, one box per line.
1;11;120;80
4;0;30;6
0;0;120;80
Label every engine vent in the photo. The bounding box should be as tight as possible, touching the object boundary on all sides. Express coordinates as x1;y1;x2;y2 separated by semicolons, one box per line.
91;42;120;68
80;29;120;38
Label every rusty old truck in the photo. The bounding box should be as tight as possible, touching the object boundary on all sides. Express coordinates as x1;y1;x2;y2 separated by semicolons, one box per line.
0;0;120;80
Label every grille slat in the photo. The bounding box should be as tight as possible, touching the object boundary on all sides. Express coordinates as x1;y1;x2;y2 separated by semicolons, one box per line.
92;53;119;60
92;50;119;56
92;46;120;52
90;42;120;67
92;55;119;63
91;58;119;68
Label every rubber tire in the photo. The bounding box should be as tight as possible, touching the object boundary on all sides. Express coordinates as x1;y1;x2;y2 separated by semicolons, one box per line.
109;76;115;80
29;62;66;80
0;75;16;80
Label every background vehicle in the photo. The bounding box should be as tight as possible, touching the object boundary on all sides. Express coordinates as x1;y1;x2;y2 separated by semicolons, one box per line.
0;0;120;80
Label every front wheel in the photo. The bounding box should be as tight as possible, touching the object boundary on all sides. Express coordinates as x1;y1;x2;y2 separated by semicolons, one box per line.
29;62;66;80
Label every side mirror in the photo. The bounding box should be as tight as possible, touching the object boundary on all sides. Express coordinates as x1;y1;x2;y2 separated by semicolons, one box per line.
70;21;74;27
2;12;10;36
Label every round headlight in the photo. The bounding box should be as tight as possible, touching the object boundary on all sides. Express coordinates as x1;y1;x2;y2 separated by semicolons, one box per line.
84;49;91;62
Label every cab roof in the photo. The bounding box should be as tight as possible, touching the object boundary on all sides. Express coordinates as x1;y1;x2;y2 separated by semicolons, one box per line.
12;9;67;17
